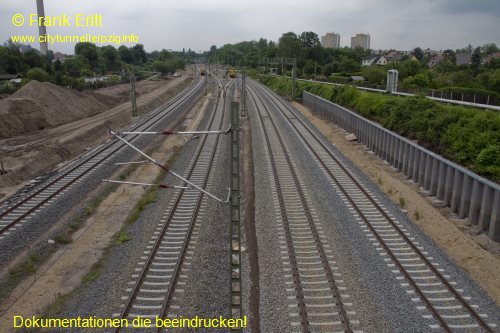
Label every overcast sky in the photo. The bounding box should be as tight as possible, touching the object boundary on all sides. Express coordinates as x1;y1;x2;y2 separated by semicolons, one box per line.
1;0;499;54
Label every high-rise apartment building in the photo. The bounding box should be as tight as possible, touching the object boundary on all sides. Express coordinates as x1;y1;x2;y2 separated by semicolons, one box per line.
351;33;370;50
321;33;340;49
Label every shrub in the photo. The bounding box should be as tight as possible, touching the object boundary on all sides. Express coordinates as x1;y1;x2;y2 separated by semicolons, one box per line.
26;67;49;82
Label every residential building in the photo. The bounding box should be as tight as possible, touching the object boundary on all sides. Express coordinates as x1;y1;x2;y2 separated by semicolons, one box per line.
351;33;370;50
362;55;387;66
428;54;444;67
456;52;472;65
321;33;340;49
483;51;500;64
53;52;65;63
385;50;403;63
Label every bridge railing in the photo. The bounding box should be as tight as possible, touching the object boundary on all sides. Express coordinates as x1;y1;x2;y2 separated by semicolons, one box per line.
303;91;500;242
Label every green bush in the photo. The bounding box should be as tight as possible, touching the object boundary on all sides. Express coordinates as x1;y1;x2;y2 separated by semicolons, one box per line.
262;75;500;182
26;67;49;82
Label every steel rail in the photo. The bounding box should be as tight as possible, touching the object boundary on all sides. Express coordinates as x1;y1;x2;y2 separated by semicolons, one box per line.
250;80;495;333
248;84;354;332
115;78;232;331
0;78;204;237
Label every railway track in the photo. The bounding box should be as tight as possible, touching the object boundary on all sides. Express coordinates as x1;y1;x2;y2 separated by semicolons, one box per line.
248;84;360;332
0;78;205;241
113;78;232;332
249;80;497;332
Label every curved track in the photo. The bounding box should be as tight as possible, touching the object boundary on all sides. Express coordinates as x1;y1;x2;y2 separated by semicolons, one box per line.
0;78;205;240
249;80;497;332
113;78;232;332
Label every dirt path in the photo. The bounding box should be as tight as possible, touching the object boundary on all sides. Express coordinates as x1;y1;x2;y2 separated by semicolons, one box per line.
0;77;192;199
293;101;500;305
0;92;210;332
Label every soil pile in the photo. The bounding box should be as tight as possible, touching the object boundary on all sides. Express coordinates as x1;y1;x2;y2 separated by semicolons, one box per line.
0;80;124;138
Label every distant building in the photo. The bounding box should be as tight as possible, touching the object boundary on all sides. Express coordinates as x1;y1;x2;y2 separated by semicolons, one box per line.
321;33;340;49
84;76;110;84
351;33;370;50
483;51;500;64
52;52;65;63
0;74;19;81
427;54;444;67
385;50;403;63
362;55;387;66
455;52;472;65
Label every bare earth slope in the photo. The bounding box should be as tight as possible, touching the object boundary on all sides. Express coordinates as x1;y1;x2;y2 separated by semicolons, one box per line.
0;76;192;199
0;80;123;138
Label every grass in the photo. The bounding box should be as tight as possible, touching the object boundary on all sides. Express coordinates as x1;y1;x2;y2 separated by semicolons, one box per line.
387;186;394;195
81;263;102;283
54;233;72;244
8;252;41;279
113;229;132;245
377;174;384;185
0;251;43;301
414;210;422;220
399;196;406;208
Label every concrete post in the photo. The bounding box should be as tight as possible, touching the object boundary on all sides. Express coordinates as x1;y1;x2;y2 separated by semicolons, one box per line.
478;187;494;232
468;180;483;225
458;175;472;218
488;191;500;242
450;170;464;213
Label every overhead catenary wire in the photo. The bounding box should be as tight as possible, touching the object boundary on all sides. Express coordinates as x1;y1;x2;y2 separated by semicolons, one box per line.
109;130;229;204
101;179;189;189
118;126;232;136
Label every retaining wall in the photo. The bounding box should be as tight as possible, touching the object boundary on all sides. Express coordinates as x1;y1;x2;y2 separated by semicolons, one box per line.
303;91;500;242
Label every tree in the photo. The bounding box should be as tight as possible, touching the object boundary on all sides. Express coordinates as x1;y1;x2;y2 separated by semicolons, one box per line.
278;32;301;58
302;60;316;76
413;47;424;61
398;60;421;78
74;42;99;70
471;47;482;68
159;49;172;61
63;57;88;77
152;60;169;74
131;44;147;64
100;45;119;72
403;73;431;88
442;49;456;64
481;43;498;56
23;49;44;69
26;67;49;82
299;32;320;48
118;45;134;64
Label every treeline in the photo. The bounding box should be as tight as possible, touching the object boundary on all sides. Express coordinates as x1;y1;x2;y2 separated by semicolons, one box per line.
260;75;500;182
0;41;190;93
205;31;371;75
206;32;500;97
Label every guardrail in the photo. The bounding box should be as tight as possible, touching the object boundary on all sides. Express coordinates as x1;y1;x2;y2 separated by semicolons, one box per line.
303;91;500;242
274;75;500;111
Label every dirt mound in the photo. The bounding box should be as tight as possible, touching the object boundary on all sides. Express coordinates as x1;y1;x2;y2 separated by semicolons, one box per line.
0;80;124;138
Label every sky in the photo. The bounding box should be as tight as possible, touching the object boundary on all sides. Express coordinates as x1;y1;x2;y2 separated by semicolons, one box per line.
1;0;499;54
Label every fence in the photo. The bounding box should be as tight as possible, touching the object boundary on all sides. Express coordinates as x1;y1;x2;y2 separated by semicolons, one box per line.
303;91;500;242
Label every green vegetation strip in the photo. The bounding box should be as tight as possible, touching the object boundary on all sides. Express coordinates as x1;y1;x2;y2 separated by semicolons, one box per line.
259;75;500;182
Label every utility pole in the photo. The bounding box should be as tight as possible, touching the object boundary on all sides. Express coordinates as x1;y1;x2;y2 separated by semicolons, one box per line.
241;73;247;118
130;69;137;117
291;60;296;101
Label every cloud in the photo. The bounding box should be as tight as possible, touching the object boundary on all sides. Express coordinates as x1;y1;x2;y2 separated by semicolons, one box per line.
0;0;498;54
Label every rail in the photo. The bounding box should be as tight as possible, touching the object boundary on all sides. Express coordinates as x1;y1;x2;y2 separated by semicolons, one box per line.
303;91;500;242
